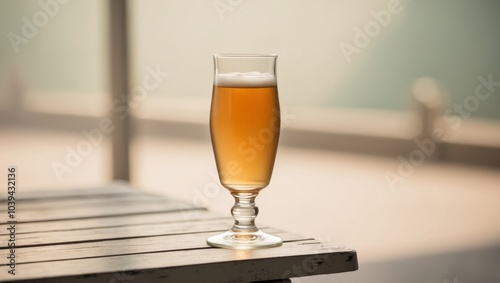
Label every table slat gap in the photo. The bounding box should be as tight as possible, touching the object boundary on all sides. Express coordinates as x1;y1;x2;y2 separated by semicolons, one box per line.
6;216;232;236
0;194;169;212
1;228;230;249
16;207;206;223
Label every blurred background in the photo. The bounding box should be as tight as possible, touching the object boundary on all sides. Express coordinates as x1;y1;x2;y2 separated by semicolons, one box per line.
1;0;500;282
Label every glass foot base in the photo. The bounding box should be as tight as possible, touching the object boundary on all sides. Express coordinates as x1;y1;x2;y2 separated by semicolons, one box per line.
207;230;282;250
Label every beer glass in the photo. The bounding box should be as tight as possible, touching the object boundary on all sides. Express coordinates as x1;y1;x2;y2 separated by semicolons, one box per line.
207;54;282;249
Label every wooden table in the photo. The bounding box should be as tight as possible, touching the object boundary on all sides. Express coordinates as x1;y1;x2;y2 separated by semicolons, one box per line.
0;183;357;282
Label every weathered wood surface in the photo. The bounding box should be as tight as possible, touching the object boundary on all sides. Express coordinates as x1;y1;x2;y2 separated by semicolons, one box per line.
0;183;358;282
0;193;162;212
0;210;222;235
0;183;141;201
12;199;195;223
0;229;308;264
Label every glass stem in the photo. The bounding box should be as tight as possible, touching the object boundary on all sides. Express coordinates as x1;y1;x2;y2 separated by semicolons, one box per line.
231;192;259;233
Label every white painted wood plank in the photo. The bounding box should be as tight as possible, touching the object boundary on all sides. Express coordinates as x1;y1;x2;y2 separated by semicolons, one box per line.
0;229;309;264
0;182;138;202
0;193;162;212
0;210;217;235
16;200;196;223
13;218;240;246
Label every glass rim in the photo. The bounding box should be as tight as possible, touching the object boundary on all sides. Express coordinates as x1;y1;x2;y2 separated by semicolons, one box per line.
214;53;277;58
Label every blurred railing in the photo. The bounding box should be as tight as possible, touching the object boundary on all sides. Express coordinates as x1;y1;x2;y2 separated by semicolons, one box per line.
1;84;499;168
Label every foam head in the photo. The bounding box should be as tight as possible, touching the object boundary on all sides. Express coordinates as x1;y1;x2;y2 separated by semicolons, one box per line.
215;72;276;87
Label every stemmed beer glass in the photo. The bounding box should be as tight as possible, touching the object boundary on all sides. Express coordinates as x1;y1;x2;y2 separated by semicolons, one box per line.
207;54;282;249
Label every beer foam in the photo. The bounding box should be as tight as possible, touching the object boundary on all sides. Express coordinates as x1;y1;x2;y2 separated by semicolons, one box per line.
216;72;276;87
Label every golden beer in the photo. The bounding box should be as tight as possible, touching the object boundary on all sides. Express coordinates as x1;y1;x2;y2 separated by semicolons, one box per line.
210;78;280;193
207;54;283;249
